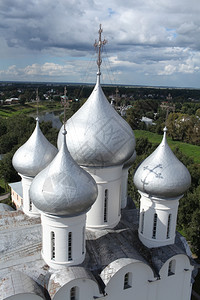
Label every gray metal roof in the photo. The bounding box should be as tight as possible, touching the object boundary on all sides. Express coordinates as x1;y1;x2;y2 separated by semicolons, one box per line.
48;267;99;298
0;210;47;299
9;181;23;198
12;119;58;177
133;127;191;198
0;203;15;212
30;130;98;216
57;75;136;167
1;271;46;299
0;207;194;299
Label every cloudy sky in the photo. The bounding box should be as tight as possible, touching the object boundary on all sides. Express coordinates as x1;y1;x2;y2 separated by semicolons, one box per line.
0;0;200;88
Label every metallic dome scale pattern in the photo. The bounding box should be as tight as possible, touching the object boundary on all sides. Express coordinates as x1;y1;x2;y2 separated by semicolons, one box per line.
57;75;136;167
12;119;58;177
123;150;137;169
30;131;98;216
133;128;191;198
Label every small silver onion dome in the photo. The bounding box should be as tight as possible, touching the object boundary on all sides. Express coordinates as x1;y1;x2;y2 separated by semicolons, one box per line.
123;150;137;169
12;118;58;177
133;127;191;198
29;130;98;216
57;75;135;167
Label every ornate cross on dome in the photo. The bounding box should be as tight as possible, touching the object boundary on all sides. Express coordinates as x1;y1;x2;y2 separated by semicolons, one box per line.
61;86;68;131
94;24;107;75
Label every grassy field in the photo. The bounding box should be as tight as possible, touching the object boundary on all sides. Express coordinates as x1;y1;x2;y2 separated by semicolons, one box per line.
0;102;62;118
134;130;200;164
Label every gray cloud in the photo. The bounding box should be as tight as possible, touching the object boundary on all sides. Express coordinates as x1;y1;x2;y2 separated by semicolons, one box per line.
0;0;200;87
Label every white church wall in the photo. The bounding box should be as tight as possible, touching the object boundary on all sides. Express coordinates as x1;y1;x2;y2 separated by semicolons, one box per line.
121;167;129;209
41;213;86;269
5;294;44;300
84;166;122;229
21;175;40;217
156;255;193;300
103;261;154;300
53;278;102;300
138;192;180;247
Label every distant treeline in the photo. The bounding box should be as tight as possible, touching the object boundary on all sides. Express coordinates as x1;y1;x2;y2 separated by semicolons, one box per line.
0;82;200;102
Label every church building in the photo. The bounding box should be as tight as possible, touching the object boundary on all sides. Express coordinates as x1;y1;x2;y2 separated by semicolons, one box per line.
0;25;196;300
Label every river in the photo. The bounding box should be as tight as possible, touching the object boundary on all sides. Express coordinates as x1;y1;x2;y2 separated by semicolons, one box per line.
31;111;63;129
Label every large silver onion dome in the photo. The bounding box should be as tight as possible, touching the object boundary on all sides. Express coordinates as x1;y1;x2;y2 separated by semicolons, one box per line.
123;150;137;169
133;127;191;198
57;75;135;167
12;118;58;177
29;130;98;216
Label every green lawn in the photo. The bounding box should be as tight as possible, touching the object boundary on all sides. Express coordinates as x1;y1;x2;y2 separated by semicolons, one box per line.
0;102;62;118
134;130;200;164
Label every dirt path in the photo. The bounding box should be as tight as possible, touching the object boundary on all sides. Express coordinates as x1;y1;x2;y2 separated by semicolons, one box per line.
0;193;10;201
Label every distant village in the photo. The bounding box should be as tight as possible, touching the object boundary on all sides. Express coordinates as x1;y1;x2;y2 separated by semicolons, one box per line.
0;82;199;130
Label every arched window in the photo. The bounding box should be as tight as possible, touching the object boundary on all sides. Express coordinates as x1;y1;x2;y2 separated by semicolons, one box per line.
29;198;32;211
118;185;121;216
152;213;157;239
140;209;145;234
166;214;171;239
104;189;108;222
51;231;55;260
70;286;78;300
124;272;132;289
68;232;72;261
168;259;176;276
82;226;85;255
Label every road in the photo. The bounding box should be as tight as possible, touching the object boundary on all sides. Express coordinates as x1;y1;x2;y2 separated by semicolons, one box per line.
0;193;10;201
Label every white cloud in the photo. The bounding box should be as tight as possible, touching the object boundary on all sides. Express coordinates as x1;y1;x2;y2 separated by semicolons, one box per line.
158;65;177;75
0;0;200;87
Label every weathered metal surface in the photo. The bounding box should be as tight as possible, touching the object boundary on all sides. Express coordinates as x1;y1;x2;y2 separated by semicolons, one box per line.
9;181;23;198
12;119;58;177
57;76;135;167
48;267;97;298
30;131;98;216
0;203;15;212
0;207;194;299
0;271;46;299
133;127;191;198
123;150;137;169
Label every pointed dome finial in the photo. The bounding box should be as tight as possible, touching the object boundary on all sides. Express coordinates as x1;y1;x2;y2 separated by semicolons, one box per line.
94;24;107;80
162;126;168;145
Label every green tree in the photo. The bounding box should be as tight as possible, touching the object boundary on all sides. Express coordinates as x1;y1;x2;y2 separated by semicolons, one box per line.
185;206;200;257
167;113;200;145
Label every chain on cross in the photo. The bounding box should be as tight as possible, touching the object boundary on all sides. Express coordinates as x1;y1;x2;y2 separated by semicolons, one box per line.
61;86;68;131
94;24;107;74
36;88;39;118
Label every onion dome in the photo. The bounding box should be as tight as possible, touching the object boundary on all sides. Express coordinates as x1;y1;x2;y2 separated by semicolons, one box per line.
133;127;191;198
123;150;137;169
57;75;135;167
29;129;98;216
12;118;58;177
